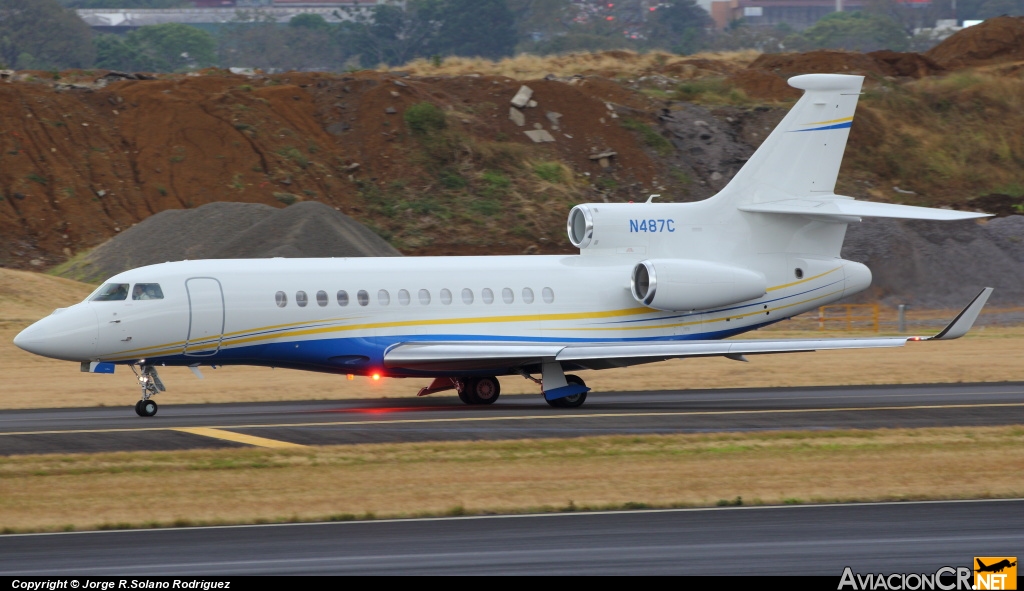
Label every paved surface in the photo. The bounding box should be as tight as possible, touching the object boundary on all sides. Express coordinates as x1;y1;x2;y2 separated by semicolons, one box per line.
1;500;1021;575
0;382;1021;455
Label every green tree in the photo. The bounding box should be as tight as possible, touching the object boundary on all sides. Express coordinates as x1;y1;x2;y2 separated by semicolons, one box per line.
220;11;343;72
336;0;444;67
0;0;95;69
96;23;216;72
647;0;714;54
784;11;910;52
289;13;332;32
59;0;189;7
506;0;576;44
429;0;517;60
975;0;1024;18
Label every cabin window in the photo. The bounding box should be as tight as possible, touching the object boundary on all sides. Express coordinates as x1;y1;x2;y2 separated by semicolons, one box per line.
91;283;130;302
419;289;431;305
522;287;535;304
542;287;555;304
440;288;452;305
296;291;308;307
131;283;164;300
316;290;328;307
481;288;494;304
461;288;474;305
357;290;369;306
337;290;349;307
398;289;411;306
275;291;287;308
502;288;514;304
378;289;391;306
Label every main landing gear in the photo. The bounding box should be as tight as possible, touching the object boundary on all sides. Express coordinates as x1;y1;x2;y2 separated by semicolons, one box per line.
130;363;165;417
417;365;590;409
458;377;501;405
546;374;587;408
537;362;590;408
514;363;591;408
416;376;501;405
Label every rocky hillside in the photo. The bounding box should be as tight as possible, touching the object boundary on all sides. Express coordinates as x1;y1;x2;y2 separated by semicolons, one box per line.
1;17;1023;306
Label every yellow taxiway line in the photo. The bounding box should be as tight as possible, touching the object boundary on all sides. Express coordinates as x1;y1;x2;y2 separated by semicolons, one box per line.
172;427;305;449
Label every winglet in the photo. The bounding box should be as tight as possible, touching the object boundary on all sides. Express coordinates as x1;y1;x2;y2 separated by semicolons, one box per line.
928;288;994;340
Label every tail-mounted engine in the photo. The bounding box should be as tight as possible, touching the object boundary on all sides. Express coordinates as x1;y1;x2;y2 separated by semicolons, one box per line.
567;203;684;255
630;259;767;312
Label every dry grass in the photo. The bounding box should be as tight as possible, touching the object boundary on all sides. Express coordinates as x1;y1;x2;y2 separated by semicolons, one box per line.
1;426;1021;532
396;50;759;80
852;72;1024;203
2;268;1021;410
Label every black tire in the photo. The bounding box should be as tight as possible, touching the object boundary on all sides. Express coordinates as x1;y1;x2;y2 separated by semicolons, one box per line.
457;381;472;405
545;374;588;409
134;400;145;416
464;377;500;405
139;399;158;417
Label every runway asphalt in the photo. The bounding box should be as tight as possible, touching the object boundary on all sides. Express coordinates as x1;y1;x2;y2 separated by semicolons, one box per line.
1;499;1021;575
0;382;1022;455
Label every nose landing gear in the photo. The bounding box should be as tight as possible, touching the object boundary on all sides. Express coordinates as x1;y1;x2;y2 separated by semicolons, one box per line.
135;399;158;417
130;363;165;417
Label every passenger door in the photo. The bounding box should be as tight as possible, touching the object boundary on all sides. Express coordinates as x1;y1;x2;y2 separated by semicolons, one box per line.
184;278;224;357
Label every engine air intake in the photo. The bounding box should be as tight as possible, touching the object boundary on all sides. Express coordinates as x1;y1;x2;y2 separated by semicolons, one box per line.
567;205;594;249
630;259;767;311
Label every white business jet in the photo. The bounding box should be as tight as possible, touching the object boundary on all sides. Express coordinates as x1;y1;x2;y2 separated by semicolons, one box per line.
14;74;993;417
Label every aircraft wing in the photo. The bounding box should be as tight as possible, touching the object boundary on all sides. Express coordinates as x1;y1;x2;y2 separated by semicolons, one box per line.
384;288;993;373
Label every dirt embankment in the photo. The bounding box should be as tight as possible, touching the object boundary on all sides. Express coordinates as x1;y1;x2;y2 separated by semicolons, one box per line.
0;68;670;269
3;16;1024;278
727;16;1024;100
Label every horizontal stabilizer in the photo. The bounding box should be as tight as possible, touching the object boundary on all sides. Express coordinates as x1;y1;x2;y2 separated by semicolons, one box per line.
739;196;991;220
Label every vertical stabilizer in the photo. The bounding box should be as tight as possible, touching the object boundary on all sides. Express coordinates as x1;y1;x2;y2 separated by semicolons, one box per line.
714;74;864;205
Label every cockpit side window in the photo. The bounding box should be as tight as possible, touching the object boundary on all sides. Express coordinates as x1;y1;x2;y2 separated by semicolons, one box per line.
91;283;130;302
131;283;164;300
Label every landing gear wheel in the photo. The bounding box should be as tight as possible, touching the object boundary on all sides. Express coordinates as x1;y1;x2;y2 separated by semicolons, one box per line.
545;374;588;409
137;399;158;417
462;377;500;405
457;383;472;404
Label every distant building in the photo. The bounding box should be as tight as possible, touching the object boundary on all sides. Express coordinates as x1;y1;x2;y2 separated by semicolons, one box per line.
77;3;385;33
193;1;388;5
708;0;871;29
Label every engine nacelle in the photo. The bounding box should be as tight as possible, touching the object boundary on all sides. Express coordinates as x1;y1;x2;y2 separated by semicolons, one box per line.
567;203;682;254
630;259;767;311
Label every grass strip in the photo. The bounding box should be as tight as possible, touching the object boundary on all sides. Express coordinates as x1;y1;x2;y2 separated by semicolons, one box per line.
1;426;1022;534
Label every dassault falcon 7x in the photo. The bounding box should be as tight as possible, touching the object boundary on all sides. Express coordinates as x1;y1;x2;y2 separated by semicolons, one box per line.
14;74;993;417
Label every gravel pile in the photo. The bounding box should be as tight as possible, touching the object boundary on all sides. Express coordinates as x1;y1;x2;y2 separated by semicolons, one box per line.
843;215;1024;308
61;201;400;281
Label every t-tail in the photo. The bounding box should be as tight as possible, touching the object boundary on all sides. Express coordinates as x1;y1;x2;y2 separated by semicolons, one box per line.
708;74;989;251
716;74;862;203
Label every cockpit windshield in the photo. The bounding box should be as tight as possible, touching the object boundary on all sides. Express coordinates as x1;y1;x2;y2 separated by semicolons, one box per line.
90;283;129;301
132;283;164;300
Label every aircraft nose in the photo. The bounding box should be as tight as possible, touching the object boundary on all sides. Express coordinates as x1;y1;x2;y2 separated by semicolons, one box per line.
13;306;98;361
